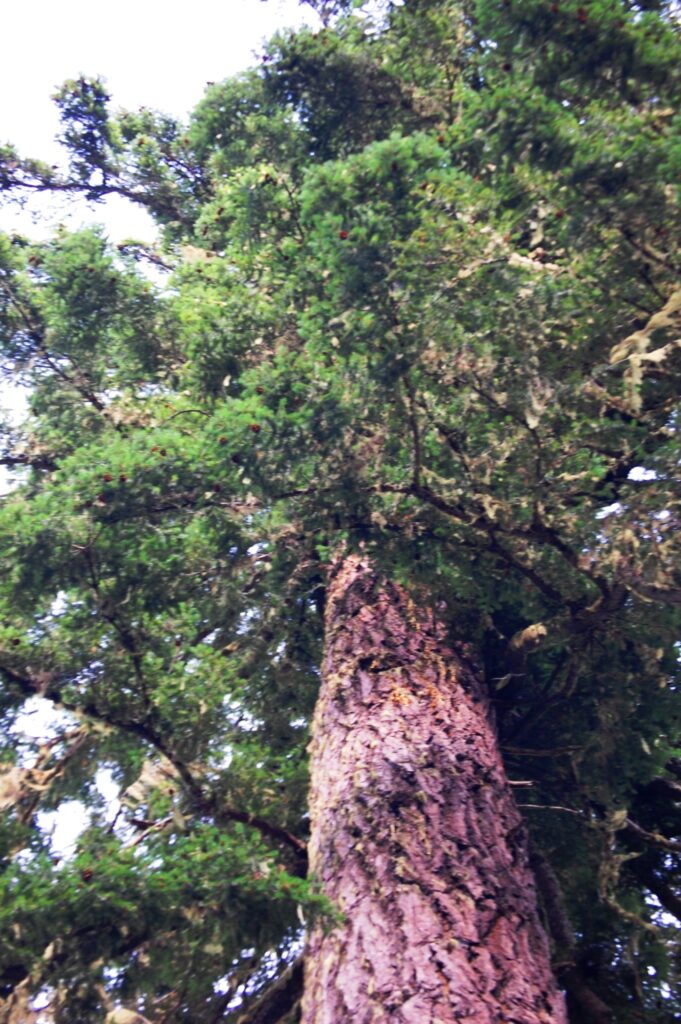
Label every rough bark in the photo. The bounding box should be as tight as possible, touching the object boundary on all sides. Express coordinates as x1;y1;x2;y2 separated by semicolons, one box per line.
303;555;567;1024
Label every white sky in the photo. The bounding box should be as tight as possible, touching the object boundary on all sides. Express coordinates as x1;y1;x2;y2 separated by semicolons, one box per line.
0;0;317;241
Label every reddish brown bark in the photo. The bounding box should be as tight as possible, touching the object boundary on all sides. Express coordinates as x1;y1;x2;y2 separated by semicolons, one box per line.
303;555;567;1024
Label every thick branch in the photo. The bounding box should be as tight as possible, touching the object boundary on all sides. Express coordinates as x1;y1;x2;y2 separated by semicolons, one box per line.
0;659;307;865
486;532;565;606
235;955;303;1024
643;775;681;802
530;849;614;1024
0;452;58;472
630;582;681;606
1;164;195;228
212;804;307;864
623;818;681;853
630;858;681;923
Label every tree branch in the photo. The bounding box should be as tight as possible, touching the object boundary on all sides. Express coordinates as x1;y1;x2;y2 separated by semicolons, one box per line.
0;452;58;472
530;848;614;1024
629;858;681;923
235;955;303;1024
0;658;307;866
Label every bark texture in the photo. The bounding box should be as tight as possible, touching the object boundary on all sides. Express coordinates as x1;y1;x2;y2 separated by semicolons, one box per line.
303;555;567;1024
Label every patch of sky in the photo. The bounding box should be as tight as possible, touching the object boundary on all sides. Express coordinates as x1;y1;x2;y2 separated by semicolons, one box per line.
0;380;31;495
11;696;77;749
596;501;622;519
37;801;90;858
215;937;303;1012
223;696;262;734
97;766;122;818
1;1;316;243
30;985;54;1017
628;466;658;481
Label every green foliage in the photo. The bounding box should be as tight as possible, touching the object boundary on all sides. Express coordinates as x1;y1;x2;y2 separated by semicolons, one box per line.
263;23;423;160
1;0;680;1020
53;77;119;188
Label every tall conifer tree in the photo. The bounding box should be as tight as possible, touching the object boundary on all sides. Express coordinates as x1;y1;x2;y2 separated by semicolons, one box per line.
0;1;680;1021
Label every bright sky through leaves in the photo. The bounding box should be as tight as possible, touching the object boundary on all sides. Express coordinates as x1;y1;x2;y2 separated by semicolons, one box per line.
1;0;317;844
0;0;317;478
1;0;315;241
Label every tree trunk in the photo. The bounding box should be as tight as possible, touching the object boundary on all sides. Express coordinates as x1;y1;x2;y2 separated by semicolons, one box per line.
302;555;567;1024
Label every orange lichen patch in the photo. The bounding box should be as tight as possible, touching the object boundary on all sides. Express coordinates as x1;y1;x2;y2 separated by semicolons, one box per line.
424;681;444;708
390;685;413;706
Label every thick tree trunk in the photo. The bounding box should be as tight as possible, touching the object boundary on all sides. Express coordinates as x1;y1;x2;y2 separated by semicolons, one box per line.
302;555;567;1024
